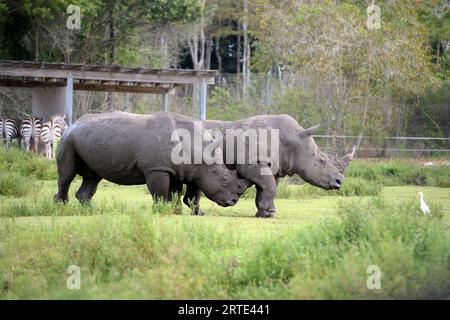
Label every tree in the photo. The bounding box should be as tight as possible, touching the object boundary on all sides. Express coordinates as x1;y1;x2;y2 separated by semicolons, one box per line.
251;0;440;151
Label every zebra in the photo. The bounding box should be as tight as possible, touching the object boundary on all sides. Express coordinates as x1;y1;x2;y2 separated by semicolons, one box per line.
40;115;68;160
0;118;21;149
20;117;42;154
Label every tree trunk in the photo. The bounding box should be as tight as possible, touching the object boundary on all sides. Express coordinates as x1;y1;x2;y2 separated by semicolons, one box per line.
189;1;207;113
188;23;205;70
188;34;199;69
382;95;393;157
205;34;213;70
236;21;241;75
215;35;222;84
107;6;115;111
108;3;116;64
326;75;336;151
357;74;371;156
242;0;249;100
263;69;272;114
161;34;169;68
394;99;404;157
335;104;344;154
199;20;205;70
35;26;39;61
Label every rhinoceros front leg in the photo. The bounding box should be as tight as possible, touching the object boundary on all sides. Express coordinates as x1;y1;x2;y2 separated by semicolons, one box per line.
236;164;277;218
254;180;277;218
183;183;204;215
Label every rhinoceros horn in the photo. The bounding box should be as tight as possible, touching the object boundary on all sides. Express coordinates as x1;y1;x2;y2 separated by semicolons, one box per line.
342;145;356;167
331;145;356;172
347;145;357;160
302;124;321;136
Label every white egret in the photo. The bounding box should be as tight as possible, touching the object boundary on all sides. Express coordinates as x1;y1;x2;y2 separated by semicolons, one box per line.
418;192;431;216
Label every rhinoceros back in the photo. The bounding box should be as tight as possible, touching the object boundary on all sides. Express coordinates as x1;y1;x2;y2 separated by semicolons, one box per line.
65;112;175;185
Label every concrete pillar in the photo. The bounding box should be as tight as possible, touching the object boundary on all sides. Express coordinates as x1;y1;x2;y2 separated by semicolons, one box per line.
32;87;67;122
200;79;207;121
31;73;73;125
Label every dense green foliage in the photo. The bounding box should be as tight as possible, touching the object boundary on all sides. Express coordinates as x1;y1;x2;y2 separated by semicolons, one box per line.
0;172;37;196
346;160;450;188
0;147;56;180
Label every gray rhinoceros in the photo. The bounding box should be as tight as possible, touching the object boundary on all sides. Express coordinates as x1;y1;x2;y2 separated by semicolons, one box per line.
185;114;356;218
54;112;250;209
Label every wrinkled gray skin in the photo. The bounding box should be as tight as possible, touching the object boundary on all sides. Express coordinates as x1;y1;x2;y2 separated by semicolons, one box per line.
54;112;250;211
192;114;356;218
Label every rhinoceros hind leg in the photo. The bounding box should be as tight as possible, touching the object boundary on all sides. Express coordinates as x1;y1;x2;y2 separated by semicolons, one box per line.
75;176;102;204
145;171;171;203
183;183;204;215
54;143;77;203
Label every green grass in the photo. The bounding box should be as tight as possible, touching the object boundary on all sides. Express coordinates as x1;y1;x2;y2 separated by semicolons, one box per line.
1;189;449;299
0;149;449;299
346;159;450;188
0;172;38;197
241;177;382;200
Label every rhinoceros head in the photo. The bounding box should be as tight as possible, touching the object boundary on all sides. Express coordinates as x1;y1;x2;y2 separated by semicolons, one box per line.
292;124;355;190
196;165;251;207
194;134;251;207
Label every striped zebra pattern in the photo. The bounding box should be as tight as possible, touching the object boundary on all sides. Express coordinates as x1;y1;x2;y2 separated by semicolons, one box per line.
20;117;42;154
40;115;67;160
0;118;21;149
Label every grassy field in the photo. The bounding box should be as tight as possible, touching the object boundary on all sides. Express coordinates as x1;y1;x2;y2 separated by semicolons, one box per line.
0;148;449;299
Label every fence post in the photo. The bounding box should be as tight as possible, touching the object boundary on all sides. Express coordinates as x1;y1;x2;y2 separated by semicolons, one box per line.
162;93;168;112
66;73;73;126
200;79;207;121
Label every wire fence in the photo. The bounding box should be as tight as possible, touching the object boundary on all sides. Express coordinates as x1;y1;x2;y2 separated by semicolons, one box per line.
313;135;450;158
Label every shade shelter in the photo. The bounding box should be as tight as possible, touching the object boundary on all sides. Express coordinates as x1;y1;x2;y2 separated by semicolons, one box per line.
0;60;217;125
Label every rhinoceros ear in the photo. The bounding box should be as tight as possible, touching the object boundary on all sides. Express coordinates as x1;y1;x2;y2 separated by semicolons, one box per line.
301;124;321;137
